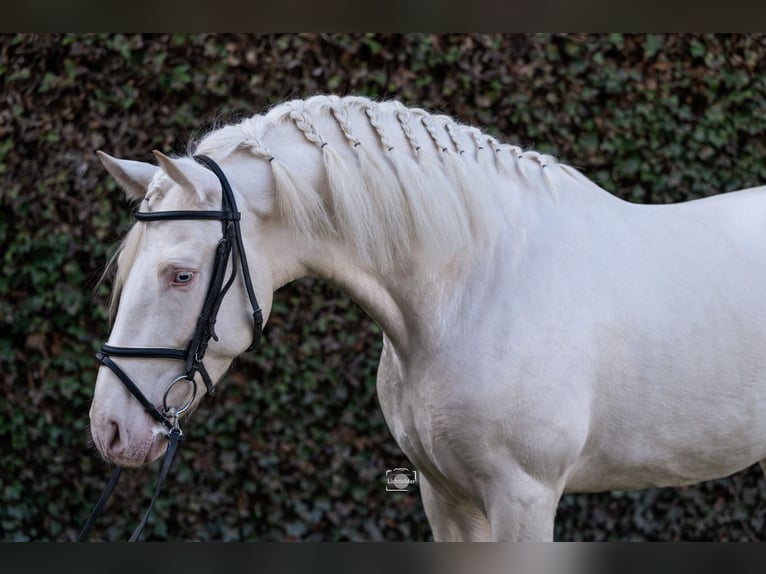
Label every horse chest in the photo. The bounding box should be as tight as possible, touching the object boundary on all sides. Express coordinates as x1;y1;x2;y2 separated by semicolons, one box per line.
373;336;562;500
374;340;461;479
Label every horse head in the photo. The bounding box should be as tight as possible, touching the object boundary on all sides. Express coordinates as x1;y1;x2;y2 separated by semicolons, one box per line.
89;151;274;467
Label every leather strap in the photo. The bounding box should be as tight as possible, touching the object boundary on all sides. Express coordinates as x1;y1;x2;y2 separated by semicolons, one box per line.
193;155;264;351
134;210;237;221
128;428;184;542
96;352;173;430
77;429;183;542
100;344;187;361
77;466;122;541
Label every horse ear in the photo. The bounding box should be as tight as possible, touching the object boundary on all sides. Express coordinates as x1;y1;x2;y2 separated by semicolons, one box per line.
152;150;217;205
152;150;194;190
97;151;158;202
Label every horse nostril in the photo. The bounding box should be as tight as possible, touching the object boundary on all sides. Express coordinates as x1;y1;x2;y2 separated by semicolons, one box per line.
106;421;122;457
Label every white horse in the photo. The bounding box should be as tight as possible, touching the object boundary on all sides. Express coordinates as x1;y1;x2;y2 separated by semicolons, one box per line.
89;95;766;541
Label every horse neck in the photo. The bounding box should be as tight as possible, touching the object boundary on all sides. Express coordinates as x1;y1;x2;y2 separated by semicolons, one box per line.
281;176;621;360
225;115;614;359
275;175;541;358
293;234;487;356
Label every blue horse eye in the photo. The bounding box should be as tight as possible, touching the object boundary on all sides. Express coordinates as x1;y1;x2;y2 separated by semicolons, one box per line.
175;271;193;283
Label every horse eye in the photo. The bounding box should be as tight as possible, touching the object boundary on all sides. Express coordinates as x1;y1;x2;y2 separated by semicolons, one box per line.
174;271;194;284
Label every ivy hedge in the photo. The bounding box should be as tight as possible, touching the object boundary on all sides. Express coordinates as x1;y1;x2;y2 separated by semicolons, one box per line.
2;33;766;541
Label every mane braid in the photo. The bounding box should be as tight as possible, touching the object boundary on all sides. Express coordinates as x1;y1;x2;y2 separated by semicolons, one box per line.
290;101;385;263
444;121;465;155
327;98;413;263
391;103;423;159
189;95;585;270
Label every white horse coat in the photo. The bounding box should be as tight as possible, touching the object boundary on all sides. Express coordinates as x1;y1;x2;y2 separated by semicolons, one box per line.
89;95;766;540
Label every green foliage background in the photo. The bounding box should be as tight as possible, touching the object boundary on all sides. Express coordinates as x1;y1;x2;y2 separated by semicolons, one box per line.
3;33;766;541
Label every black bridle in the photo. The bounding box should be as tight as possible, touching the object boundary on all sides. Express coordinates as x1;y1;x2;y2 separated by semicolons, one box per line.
79;155;263;541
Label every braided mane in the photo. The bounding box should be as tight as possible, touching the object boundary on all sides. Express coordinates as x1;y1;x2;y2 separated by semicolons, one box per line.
194;95;576;269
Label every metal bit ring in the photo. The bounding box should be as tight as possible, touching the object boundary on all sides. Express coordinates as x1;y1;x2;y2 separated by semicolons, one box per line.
162;375;197;419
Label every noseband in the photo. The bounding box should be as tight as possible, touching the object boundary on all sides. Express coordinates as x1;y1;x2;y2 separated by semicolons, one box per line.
79;155;263;541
